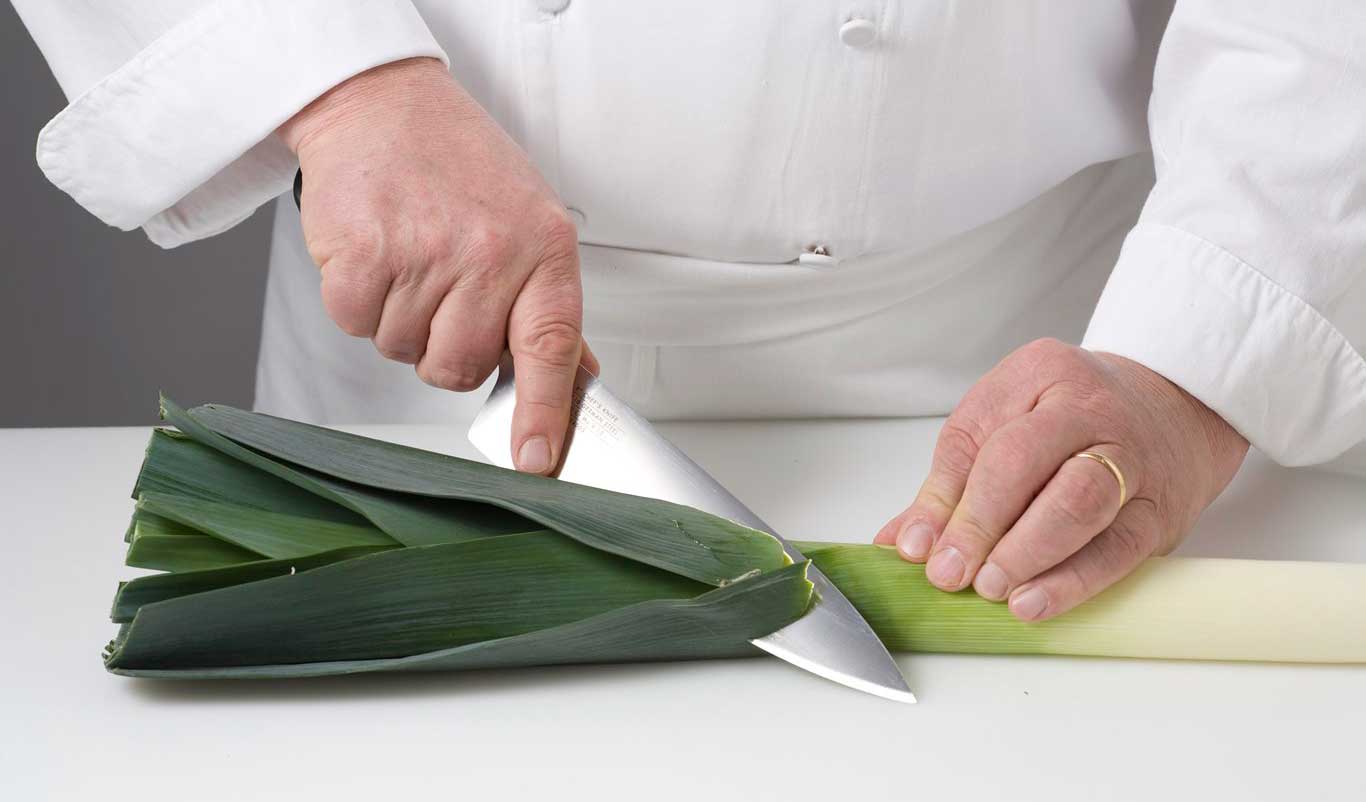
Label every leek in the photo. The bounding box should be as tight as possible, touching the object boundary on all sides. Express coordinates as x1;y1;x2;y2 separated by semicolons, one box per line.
797;543;1366;664
103;399;1366;680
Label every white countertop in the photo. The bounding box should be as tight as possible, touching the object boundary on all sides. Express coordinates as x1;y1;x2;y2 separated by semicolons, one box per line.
2;418;1363;801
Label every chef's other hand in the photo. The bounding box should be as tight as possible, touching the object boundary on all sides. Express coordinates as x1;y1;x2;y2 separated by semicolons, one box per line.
874;338;1248;621
279;57;597;474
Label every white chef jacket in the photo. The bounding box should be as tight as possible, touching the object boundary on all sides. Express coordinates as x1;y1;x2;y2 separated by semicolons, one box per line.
14;0;1366;470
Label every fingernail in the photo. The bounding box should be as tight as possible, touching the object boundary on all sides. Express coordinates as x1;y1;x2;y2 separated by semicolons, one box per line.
1010;586;1049;621
926;547;965;588
974;562;1009;601
517;436;552;473
896;523;934;561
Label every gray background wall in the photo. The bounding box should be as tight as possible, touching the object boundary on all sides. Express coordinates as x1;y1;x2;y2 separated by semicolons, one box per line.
1;6;272;427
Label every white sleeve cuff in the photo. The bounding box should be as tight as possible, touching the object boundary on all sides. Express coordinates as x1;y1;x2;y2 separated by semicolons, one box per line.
33;0;448;248
1082;223;1366;466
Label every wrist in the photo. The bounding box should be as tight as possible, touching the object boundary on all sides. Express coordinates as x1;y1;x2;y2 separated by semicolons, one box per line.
277;57;455;156
1094;350;1247;482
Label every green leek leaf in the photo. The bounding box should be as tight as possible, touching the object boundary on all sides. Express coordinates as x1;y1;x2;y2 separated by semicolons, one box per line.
135;429;365;524
158;398;540;546
125;533;263;573
137;492;400;558
112;545;395;622
187;403;790;586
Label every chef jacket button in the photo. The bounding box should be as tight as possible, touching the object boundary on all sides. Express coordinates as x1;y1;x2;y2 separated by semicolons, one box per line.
536;0;571;13
839;18;877;48
566;207;587;229
798;245;840;269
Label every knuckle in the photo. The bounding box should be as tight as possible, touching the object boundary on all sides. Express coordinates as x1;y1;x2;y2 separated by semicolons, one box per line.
1096;519;1156;570
374;337;421;364
412;237;459;283
1126;497;1176;555
987;428;1039;478
1051;350;1092;379
327;225;386;271
1027;336;1068;356
935;418;986;475
533;206;579;258
371;321;428;366
1061;560;1097;600
1052;467;1115;529
1016;337;1092;381
1066;390;1110;421
319;276;383;337
515;314;582;363
462;223;516;268
390;235;460;290
942;512;997;555
518;395;573;417
1014;337;1068;366
335;319;372;338
1012;531;1066;573
416;359;491;391
533;252;581;290
322;264;379;293
320;248;383;289
914;486;958;517
325;304;376;338
385;253;429;291
449;260;502;296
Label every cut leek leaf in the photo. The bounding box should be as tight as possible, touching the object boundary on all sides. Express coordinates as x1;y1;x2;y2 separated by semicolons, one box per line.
125;508;266;571
129;510;203;539
112;546;394;623
159;398;542;547
136;428;365;524
186;403;791;585
137;492;399;558
125;533;263;573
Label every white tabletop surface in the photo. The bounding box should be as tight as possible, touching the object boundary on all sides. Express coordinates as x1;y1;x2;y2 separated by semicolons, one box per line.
2;418;1363;801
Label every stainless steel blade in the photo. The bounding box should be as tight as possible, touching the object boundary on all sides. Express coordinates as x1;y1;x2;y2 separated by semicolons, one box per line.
468;354;915;703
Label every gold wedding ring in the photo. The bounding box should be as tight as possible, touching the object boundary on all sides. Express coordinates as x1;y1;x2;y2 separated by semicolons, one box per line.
1072;451;1127;507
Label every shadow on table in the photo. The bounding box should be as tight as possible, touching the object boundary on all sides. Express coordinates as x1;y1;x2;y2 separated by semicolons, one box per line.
123;657;762;705
1174;452;1366;563
122;649;1358;708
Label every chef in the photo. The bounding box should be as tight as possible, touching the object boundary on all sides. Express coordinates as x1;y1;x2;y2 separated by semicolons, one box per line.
15;1;1366;623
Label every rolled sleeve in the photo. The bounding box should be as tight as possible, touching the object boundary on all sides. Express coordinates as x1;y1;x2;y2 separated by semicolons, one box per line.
1084;0;1366;466
32;0;447;248
1083;224;1366;466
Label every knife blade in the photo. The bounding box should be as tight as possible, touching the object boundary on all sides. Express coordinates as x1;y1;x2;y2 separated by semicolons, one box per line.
468;354;915;703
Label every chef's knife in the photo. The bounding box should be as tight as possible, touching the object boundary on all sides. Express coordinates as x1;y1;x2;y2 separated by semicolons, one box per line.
469;354;915;703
